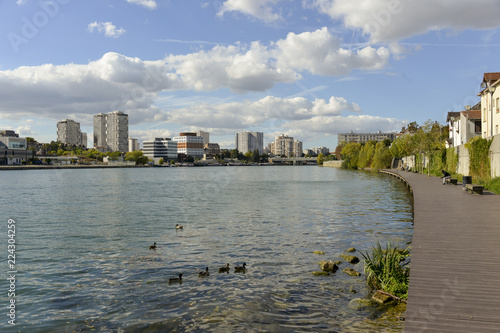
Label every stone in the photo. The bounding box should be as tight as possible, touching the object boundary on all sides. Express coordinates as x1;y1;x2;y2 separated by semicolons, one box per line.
348;298;372;310
372;291;394;305
312;271;329;276
340;254;360;264
343;267;361;277
318;260;339;273
347;247;356;252
313;251;325;255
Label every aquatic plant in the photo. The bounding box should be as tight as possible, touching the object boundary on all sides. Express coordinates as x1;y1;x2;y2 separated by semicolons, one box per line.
361;241;410;300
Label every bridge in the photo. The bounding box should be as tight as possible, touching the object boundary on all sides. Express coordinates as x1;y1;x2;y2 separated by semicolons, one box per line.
268;157;317;165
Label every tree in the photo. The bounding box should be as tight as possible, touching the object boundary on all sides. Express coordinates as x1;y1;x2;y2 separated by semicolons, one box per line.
159;158;164;165
341;142;362;169
125;151;149;165
317;153;325;165
372;141;393;170
251;149;260;163
230;149;239;160
417;120;446;176
357;141;376;169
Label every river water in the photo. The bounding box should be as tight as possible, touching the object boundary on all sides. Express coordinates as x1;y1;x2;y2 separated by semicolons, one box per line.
0;166;413;332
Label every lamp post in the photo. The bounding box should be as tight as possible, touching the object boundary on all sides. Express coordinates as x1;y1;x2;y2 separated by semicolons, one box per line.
490;86;496;138
465;105;471;144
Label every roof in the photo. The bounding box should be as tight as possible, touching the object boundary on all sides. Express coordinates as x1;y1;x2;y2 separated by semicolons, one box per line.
460;110;481;120
446;111;461;122
479;73;500;95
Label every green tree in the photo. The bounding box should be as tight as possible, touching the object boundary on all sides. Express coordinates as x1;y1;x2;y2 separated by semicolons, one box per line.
341;142;362;169
159;158;164;165
372;141;393;170
230;149;239;160
357;141;375;169
251;149;260;163
417;120;446;176
125;151;149;165
317;153;325;165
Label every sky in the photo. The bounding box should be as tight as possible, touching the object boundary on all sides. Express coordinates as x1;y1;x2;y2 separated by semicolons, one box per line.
1;0;500;150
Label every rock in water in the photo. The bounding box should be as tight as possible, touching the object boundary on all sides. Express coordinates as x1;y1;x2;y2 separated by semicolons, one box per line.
343;267;361;276
340;254;360;264
318;260;339;273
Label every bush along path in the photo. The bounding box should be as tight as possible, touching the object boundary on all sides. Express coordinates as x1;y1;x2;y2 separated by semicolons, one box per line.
361;241;410;304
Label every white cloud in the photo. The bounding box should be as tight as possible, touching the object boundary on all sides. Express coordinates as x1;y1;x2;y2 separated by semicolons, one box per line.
218;0;285;22
130;129;175;142
88;22;126;38
163;95;361;129
16;0;27;5
126;0;157;10
283;115;403;135
275;27;389;75
0;28;391;130
307;0;500;42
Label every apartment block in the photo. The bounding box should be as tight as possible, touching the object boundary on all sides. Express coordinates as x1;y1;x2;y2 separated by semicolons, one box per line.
338;131;396;144
173;132;204;158
271;134;303;157
235;131;264;154
57;119;86;146
93;111;129;153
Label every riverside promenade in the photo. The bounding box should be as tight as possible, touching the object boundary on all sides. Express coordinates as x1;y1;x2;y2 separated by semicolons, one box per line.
380;170;500;332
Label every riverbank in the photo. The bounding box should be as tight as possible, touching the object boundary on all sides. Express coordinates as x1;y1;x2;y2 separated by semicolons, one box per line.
380;169;500;332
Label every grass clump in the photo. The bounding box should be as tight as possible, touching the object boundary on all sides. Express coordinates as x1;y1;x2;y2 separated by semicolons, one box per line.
361;241;410;300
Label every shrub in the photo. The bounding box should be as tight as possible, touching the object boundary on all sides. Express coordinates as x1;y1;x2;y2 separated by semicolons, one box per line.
362;241;410;300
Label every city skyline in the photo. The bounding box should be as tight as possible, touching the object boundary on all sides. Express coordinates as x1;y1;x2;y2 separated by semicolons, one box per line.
2;1;500;149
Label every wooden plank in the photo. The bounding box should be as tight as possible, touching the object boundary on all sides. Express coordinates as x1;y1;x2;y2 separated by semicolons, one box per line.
380;170;500;332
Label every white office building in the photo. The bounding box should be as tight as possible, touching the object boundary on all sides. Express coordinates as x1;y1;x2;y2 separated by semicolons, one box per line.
143;138;178;163
235;131;264;154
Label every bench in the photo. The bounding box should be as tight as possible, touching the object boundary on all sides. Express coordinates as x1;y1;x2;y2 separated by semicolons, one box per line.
445;178;458;185
465;184;484;195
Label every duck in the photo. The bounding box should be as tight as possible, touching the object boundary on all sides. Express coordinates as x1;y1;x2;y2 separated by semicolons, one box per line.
149;242;157;249
218;263;230;273
175;224;183;229
234;263;247;273
198;267;210;277
169;273;183;283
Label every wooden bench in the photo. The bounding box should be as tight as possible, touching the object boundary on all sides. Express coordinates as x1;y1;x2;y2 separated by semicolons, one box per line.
465;184;484;195
445;178;458;185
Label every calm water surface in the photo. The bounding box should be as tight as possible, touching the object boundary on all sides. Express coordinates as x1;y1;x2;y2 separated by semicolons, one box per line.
0;166;413;332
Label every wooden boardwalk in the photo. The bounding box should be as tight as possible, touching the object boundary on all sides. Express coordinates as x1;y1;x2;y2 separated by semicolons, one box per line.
380;170;500;332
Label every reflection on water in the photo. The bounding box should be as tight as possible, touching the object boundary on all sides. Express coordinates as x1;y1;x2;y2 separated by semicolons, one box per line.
0;166;412;332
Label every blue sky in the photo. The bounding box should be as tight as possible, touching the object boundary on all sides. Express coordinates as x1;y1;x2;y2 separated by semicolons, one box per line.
1;0;500;150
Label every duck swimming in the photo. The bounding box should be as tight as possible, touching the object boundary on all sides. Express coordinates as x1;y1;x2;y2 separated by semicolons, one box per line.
199;267;209;277
149;242;157;249
234;263;247;273
218;263;230;273
175;224;183;229
169;273;183;283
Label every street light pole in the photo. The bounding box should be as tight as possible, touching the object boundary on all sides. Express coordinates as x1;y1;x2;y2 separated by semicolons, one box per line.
490;86;496;138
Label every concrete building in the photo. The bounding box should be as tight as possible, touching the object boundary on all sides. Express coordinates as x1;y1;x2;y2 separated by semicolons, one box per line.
196;131;210;146
236;131;264;154
93;113;107;151
128;137;139;152
271;134;303;157
479;72;500;138
173;132;204;159
338;131;396;144
204;143;220;158
93;111;129;152
143;138;178;163
57;119;85;146
0;131;33;165
446;103;482;148
81;132;87;148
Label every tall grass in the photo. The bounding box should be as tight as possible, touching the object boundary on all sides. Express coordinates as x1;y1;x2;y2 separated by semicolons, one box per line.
361;241;410;300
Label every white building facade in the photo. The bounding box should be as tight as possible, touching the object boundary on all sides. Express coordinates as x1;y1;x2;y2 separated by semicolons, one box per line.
173;133;204;158
235;131;264;154
143;138;178;163
93;111;129;153
479;72;500;138
57;119;86;146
